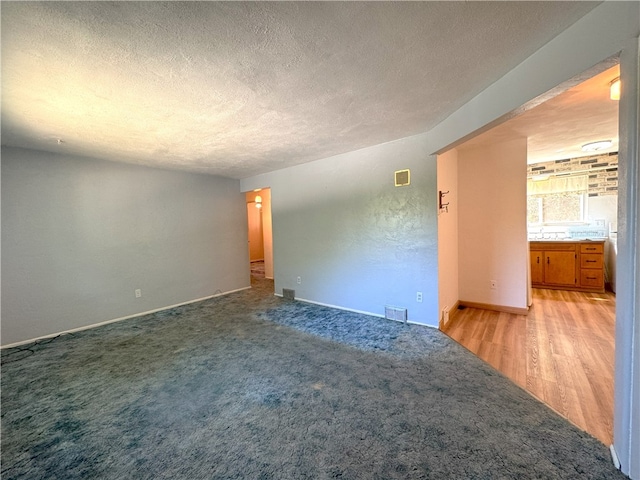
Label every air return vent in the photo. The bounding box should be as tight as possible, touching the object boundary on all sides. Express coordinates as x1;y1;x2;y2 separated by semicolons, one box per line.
394;169;410;187
385;306;408;323
283;288;295;300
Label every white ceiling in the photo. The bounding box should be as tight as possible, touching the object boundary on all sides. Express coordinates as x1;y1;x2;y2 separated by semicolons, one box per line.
458;64;620;163
1;2;601;179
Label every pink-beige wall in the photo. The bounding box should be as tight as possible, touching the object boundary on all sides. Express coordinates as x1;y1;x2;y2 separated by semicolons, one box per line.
260;189;274;279
246;191;265;261
437;149;459;326
245;189;273;278
457;138;528;310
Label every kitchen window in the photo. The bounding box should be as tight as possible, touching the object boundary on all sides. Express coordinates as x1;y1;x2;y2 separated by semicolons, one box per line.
527;175;588;225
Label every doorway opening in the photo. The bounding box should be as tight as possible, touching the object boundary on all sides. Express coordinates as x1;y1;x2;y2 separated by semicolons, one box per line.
246;188;274;290
437;62;620;445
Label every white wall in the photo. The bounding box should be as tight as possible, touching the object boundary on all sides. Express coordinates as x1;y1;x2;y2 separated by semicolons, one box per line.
587;195;618;230
242;134;438;325
457;139;528;310
1;147;249;346
614;35;640;479
244;2;640;473
437;149;459;325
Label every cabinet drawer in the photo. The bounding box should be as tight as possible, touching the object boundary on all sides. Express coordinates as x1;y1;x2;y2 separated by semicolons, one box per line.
580;269;603;288
530;242;575;251
580;254;603;269
580;243;604;254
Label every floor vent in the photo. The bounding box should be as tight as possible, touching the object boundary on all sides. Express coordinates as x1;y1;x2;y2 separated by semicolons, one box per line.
385;306;408;323
283;288;295;300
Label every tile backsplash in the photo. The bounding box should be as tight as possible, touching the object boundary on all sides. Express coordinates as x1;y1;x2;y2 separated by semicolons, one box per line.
527;152;618;197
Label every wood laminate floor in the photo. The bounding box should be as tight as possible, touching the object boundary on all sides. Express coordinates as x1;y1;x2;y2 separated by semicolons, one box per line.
442;288;615;445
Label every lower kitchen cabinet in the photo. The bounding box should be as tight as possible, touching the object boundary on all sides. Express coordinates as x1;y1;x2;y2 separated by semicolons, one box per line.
529;240;605;293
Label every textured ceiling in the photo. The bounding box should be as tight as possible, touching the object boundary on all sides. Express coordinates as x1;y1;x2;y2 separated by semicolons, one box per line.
1;2;600;179
459;64;620;163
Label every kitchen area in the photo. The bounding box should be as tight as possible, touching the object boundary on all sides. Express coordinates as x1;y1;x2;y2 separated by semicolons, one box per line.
524;65;620;296
527;151;618;294
440;62;621;446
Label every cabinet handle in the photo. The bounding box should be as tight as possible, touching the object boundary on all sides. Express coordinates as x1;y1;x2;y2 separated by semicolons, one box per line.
537;256;540;264
586;247;596;250
586;260;597;263
547;257;550;264
586;276;597;280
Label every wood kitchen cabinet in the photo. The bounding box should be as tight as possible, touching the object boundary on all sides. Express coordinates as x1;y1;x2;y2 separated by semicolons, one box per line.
530;250;544;284
579;242;605;290
529;240;605;293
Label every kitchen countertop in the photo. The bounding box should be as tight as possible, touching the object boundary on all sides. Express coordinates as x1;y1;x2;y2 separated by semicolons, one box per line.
528;238;606;243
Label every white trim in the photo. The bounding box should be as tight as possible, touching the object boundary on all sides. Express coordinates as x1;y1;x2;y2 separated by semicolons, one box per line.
407;320;435;328
1;286;251;350
613;35;640;479
296;297;385;318
274;294;436;327
295;297;435;327
609;444;621;470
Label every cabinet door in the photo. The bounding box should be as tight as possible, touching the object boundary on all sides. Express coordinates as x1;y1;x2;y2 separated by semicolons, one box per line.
545;251;576;286
530;251;544;284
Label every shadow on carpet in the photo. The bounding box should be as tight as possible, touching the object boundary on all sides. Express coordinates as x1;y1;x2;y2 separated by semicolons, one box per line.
1;280;625;479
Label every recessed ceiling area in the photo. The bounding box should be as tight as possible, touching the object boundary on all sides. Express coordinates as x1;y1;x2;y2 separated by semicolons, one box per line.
457;64;620;163
1;2;601;178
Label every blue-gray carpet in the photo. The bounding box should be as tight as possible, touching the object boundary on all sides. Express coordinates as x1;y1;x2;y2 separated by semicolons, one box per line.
1;276;625;479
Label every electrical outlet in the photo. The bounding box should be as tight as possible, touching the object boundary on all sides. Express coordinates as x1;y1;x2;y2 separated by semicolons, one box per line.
490;280;497;290
416;291;423;303
135;289;142;298
296;276;301;284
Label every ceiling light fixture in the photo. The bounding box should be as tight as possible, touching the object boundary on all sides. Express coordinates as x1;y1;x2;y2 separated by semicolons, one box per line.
255;195;262;209
582;140;613;152
610;77;620;100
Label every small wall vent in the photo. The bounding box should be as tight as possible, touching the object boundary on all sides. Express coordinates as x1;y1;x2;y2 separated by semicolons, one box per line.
394;169;410;187
385;306;408;323
283;288;295;300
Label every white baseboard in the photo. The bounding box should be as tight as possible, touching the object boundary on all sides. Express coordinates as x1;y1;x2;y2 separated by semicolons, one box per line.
295;297;437;328
408;320;438;329
609;444;621;470
1;286;251;350
296;297;385;318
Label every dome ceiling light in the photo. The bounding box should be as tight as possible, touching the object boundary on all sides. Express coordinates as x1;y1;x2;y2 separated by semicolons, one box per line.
581;140;613;152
